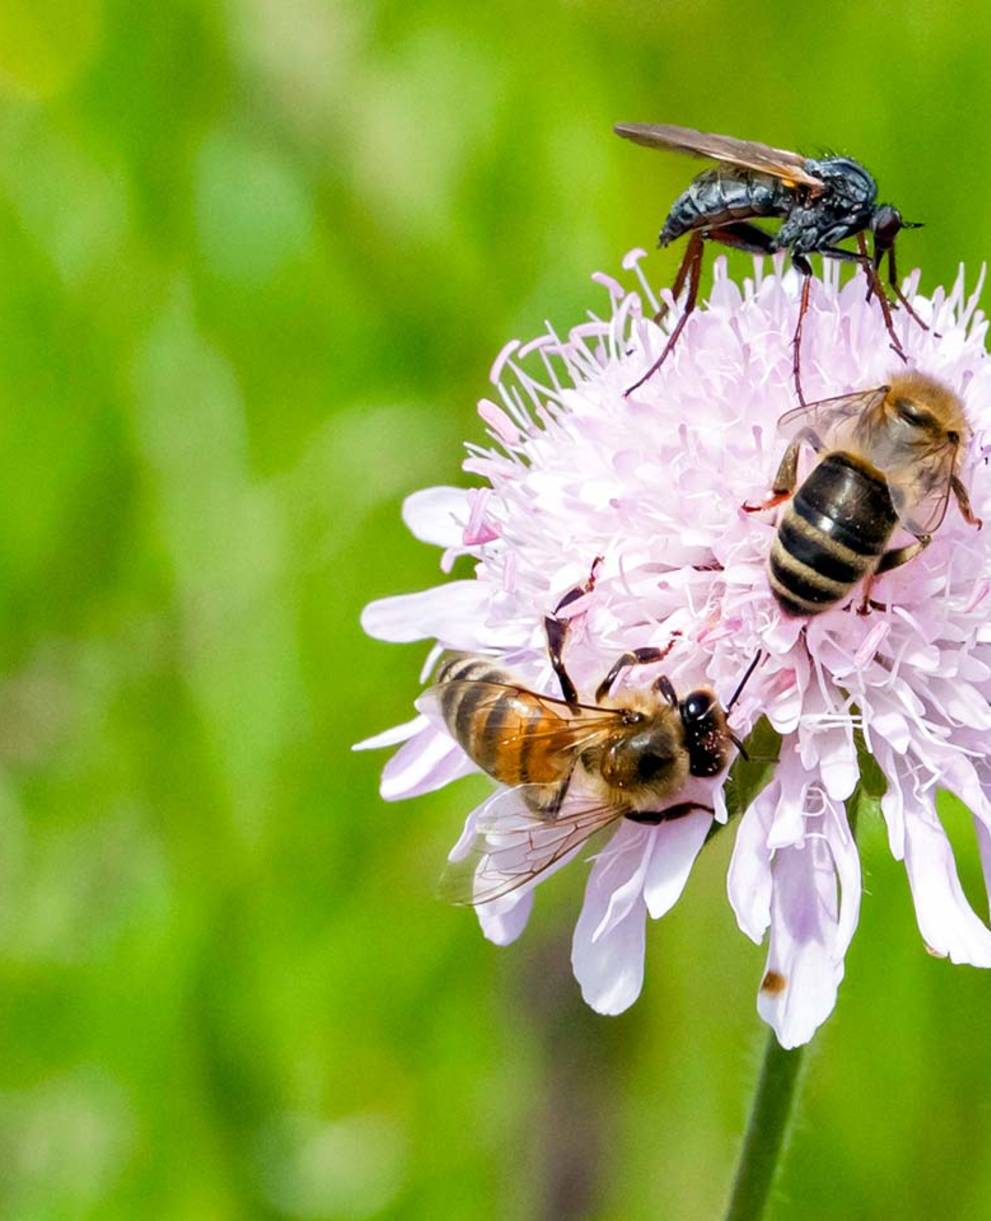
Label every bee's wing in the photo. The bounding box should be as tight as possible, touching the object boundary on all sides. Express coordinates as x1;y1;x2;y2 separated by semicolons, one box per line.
776;386;889;450
613;122;824;189
439;785;625;906
885;444;959;536
416;681;627;759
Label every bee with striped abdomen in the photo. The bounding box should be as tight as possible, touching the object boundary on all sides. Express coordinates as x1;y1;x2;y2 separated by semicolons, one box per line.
746;373;981;617
417;628;761;904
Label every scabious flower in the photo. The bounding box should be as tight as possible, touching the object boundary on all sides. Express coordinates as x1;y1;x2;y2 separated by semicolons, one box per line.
358;251;991;1047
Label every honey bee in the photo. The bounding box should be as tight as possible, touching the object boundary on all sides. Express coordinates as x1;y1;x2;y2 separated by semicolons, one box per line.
746;372;982;617
417;628;761;904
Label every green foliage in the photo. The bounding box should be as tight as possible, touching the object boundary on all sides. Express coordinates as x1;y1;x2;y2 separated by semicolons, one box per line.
723;716;783;824
846;727;889;833
2;0;991;1217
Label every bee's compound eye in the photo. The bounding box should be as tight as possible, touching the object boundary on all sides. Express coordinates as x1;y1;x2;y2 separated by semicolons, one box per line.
636;752;667;781
683;692;713;722
894;398;936;431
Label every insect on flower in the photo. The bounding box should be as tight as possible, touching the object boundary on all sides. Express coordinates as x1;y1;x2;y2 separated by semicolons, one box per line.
359;252;991;1046
416;609;762;905
744;372;982;617
614;122;926;403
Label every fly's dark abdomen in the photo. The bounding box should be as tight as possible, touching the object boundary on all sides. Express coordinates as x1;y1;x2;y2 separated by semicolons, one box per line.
660;169;792;246
768;452;898;617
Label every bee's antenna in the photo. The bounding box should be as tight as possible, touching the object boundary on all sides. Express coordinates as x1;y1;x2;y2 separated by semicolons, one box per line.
726;650;764;714
728;731;750;762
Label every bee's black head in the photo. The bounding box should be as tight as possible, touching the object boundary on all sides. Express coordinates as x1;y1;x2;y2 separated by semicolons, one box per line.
678;689;729;778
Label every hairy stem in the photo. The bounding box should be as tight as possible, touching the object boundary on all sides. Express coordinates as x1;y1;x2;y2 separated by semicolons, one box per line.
722;1034;806;1221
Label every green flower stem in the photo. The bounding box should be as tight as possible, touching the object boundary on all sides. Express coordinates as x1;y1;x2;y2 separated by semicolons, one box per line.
722;1033;806;1221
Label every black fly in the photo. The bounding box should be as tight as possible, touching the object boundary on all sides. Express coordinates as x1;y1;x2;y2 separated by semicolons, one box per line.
614;122;926;404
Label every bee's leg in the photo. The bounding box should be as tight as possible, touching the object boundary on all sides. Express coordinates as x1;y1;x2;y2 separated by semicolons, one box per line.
742;428;819;512
552;555;603;614
540;766;577;819
595;640;680;703
951;474;983;529
543;557;605;709
544;614;580;710
857;535;932;614
626;801;715;825
654;674;678;707
625;231;704;397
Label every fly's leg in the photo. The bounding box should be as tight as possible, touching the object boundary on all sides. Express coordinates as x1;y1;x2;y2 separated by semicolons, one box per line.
951;474;983;529
625;231;704;397
847;235;908;363
631;220;779;396
882;240;930;332
595;638;681;703
791;255;813;406
653;234;699;324
857;534;932;614
701;220;779;258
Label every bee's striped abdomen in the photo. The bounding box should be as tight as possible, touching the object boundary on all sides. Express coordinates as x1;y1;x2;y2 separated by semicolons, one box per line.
435;654;569;787
769;452;898;617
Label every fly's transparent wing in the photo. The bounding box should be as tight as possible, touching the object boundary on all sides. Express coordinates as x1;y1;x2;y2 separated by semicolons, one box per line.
886;444;958;536
613;123;824;189
439;785;625;906
776;386;889;450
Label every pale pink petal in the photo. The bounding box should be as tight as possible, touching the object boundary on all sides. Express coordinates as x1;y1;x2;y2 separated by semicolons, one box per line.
478;891;534;945
727;793;775;943
642;811;712;919
571;837;649;1015
352;715;427;752
360;582;494;646
903;810;991;966
590;821;653;941
379;729;473;801
757;835;851;1049
401;486;467;547
975;818;991;920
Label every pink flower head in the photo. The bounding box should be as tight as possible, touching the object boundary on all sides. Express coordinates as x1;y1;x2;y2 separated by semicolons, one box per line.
358;251;991;1047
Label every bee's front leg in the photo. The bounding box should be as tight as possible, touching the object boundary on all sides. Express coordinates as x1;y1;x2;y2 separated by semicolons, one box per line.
743;428;818;513
951;475;982;529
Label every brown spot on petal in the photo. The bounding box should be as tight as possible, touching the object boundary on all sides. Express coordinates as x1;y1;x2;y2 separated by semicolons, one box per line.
760;970;787;995
924;942;947;959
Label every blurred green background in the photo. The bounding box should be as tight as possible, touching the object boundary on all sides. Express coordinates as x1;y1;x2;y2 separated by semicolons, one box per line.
4;0;991;1216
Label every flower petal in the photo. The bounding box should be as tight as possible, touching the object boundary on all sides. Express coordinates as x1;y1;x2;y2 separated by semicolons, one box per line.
642;811;712;919
380;728;473;800
353;714;427;752
571;838;649;1015
477;891;533;945
402;486;467;547
727;793;774;943
903;809;991;966
757;836;850;1048
361;582;494;646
